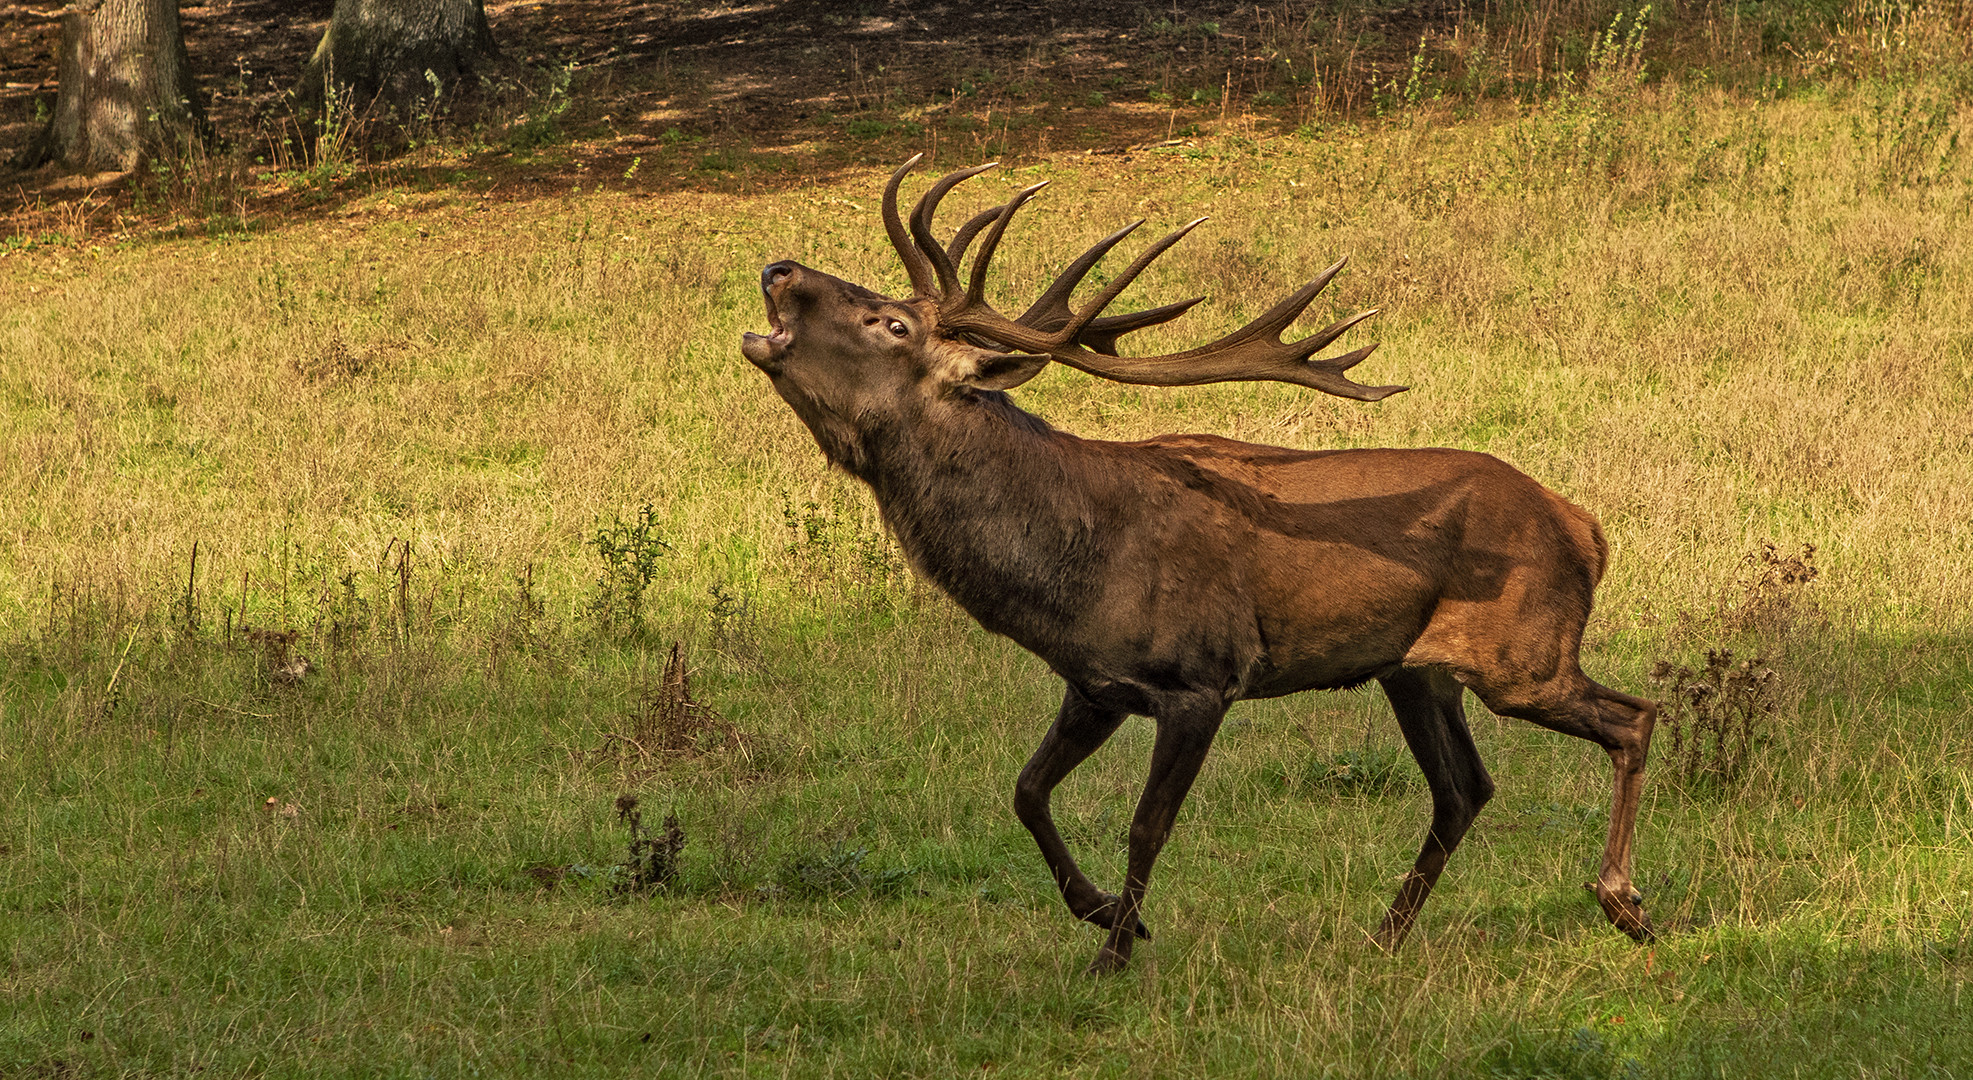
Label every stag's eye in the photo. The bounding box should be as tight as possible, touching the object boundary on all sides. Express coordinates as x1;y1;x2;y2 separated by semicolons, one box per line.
887;319;909;338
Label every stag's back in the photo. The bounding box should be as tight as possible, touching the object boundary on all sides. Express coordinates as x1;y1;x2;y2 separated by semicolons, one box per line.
1119;437;1608;696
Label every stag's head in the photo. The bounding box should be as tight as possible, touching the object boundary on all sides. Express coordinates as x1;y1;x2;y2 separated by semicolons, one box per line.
742;155;1405;466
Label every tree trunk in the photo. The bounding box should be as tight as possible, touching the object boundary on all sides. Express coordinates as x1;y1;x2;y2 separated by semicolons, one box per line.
294;0;498;119
16;0;206;172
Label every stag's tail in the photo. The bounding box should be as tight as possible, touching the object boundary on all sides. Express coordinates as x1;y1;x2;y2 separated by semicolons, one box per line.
1545;491;1610;587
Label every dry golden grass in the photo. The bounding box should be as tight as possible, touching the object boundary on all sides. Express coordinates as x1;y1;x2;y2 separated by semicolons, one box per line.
6;78;1966;643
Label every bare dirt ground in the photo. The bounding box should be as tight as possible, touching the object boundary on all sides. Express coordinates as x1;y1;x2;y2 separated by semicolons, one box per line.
0;0;1463;228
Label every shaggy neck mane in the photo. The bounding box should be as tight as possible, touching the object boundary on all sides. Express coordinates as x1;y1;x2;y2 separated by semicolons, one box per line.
858;389;1103;641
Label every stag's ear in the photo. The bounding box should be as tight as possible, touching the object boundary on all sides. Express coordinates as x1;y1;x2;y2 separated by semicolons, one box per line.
957;347;1052;391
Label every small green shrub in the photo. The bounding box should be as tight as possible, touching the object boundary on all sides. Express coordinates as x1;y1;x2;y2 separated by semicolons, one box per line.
586;502;671;637
1850;77;1961;189
507;62;575;151
1480;1024;1642;1079
779;841;916;898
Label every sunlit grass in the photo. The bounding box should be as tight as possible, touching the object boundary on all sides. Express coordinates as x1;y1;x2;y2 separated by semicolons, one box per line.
3;58;1971;1077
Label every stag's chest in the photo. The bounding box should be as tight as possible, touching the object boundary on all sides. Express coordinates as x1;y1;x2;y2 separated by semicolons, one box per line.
882;487;1101;629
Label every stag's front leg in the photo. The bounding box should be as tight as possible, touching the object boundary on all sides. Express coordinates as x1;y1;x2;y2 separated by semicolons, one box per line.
1091;701;1225;974
1014;687;1138;937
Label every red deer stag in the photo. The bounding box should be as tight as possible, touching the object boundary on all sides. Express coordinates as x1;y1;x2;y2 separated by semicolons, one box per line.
740;156;1657;973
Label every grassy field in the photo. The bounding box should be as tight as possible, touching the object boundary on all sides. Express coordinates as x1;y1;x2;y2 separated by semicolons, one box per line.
4;22;1973;1077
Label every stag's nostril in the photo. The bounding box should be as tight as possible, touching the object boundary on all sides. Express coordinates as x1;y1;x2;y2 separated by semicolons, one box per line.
762;262;796;292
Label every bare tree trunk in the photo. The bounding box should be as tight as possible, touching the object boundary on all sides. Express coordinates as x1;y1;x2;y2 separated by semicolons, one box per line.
293;0;498;119
15;0;205;172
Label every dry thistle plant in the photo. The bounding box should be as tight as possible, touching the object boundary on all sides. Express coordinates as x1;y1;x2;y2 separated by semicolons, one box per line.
613;794;686;893
1723;541;1820;636
588;642;750;777
1649;648;1779;789
1646;541;1812;791
553;642;752;787
628;641;715;755
240;625;311;685
289;333;386;384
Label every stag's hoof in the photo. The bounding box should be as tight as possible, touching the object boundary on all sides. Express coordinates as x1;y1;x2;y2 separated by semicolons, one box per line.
1076;892;1150;940
1086;945;1132;975
1587;881;1655;943
1370;918;1414;953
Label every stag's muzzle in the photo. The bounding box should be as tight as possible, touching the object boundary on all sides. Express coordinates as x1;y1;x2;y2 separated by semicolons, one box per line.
740;261;799;373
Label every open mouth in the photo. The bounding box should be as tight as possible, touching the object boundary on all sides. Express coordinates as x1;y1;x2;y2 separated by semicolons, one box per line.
760;287;785;338
740;287;790;370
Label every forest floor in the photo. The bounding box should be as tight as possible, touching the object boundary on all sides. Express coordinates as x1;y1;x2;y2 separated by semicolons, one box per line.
1;0;1472;227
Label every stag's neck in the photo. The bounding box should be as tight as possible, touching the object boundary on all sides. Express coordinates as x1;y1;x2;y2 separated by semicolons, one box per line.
855;391;1107;640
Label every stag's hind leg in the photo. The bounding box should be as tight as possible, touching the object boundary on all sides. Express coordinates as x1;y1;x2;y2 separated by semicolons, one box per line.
1477;674;1658;942
1374;666;1495;950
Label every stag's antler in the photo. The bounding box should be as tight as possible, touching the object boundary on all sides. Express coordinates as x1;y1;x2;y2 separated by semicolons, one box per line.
882;154;1405;400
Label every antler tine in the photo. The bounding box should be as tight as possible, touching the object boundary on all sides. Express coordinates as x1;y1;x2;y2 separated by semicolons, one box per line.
939;211;1211;357
1205;257;1350;349
1295;307;1382;359
1046;327;1401;400
1053;217;1207;343
886;164;1180;358
1012;219;1144;330
908;163;999;299
946;203;1011;268
962;180;1048;308
972;243;1399;399
1168;258;1384;377
956;183;1203;354
1307;342;1386;382
1076;297;1206;355
882;155;939;298
879;160;1400;400
1043;253;1402;400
